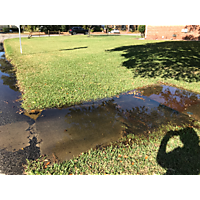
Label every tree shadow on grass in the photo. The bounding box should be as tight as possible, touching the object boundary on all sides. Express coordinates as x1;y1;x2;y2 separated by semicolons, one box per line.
59;46;88;51
91;35;121;37
107;41;200;83
157;127;200;175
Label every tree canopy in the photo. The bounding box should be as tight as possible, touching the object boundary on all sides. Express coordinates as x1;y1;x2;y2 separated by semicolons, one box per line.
21;24;102;31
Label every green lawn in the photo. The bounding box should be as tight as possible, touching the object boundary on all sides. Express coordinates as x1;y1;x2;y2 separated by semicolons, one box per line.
5;36;200;111
4;35;144;110
4;35;200;175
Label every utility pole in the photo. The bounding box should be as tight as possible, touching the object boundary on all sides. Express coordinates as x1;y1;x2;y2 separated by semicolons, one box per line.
15;25;22;54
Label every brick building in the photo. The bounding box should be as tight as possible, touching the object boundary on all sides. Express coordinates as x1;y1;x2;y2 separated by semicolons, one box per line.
145;25;200;40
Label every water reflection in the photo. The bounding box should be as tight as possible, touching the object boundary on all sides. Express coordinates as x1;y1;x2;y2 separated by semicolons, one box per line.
0;52;32;126
1;50;200;164
36;100;125;161
0;53;18;92
36;91;191;162
139;85;200;122
0;52;41;123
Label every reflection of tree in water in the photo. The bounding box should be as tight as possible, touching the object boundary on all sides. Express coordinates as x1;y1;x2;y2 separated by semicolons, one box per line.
141;85;163;97
66;97;190;139
0;59;18;92
119;105;183;130
141;85;200;112
65;99;122;134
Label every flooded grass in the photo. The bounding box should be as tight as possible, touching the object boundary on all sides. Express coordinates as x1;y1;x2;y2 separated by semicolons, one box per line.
29;83;200;162
2;38;200;174
0;51;33;126
24;121;200;175
4;38;200;113
24;84;200;175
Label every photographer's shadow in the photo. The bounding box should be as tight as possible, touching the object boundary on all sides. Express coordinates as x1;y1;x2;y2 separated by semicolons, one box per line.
156;127;200;175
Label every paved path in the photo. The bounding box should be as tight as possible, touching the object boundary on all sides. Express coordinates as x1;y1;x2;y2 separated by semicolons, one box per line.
0;33;140;42
0;33;62;43
0;33;28;43
0;51;37;175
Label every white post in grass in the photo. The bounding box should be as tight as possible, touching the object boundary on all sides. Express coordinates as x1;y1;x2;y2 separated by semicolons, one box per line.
145;25;148;39
15;25;22;54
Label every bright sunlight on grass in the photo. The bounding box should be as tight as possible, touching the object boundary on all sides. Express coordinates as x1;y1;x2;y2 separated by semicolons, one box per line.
4;35;161;111
4;35;200;175
4;36;200;111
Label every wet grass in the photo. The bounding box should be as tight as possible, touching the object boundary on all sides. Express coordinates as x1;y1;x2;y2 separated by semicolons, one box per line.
24;120;200;175
4;36;200;175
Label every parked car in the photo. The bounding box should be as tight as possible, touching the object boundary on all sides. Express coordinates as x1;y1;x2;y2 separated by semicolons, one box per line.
110;29;120;34
69;27;88;35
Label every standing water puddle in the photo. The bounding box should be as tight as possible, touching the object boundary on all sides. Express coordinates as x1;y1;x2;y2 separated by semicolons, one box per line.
140;85;200;121
0;52;34;126
0;52;37;174
35;87;199;162
1;51;200;169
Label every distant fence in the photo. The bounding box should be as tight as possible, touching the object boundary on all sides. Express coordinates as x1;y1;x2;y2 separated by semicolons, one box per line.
48;31;60;34
27;30;62;38
47;30;61;36
29;32;45;37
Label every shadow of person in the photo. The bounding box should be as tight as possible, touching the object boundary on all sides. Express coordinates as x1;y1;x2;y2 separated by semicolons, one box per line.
156;127;200;175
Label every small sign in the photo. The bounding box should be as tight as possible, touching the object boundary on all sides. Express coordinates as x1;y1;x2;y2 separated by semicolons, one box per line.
181;29;188;33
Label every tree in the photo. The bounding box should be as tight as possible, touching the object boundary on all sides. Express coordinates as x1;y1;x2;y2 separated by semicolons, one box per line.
87;25;92;37
105;25;110;35
138;25;146;37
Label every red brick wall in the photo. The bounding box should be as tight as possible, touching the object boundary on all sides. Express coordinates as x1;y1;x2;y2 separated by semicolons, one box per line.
146;25;200;40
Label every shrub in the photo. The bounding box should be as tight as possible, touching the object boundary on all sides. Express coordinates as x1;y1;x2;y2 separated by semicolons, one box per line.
139;25;146;37
3;27;9;32
138;25;145;33
93;26;101;32
24;25;32;32
109;28;113;32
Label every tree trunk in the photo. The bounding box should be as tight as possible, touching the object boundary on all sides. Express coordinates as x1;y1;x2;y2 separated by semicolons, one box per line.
106;25;108;35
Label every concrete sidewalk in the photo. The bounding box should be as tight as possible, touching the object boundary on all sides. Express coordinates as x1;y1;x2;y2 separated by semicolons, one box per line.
0;33;62;43
0;33;29;43
0;33;140;42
